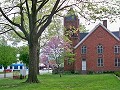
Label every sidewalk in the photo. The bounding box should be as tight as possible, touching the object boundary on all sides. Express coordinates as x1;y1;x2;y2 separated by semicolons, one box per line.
0;73;13;78
0;70;52;78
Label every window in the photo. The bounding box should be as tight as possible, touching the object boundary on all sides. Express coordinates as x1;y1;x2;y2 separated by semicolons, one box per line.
0;65;2;69
14;66;18;69
4;66;7;69
81;46;87;54
10;66;12;69
97;58;103;66
114;45;120;53
65;15;75;21
20;66;23;69
115;58;120;67
97;45;103;54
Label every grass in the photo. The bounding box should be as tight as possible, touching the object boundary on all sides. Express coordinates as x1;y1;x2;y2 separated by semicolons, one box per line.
0;74;120;90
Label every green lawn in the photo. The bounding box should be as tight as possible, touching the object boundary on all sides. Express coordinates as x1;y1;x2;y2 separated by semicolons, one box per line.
0;74;120;90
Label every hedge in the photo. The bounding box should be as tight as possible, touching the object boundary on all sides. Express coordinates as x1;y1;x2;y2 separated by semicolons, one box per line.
114;71;120;77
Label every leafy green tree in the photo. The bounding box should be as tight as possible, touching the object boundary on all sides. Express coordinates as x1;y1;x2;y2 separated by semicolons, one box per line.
0;45;17;78
19;46;29;66
79;24;89;33
0;0;119;83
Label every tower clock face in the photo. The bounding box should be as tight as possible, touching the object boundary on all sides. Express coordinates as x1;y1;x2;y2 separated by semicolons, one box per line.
65;15;75;21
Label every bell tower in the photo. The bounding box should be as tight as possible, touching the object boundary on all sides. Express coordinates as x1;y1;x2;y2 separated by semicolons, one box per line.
64;8;80;47
64;8;80;71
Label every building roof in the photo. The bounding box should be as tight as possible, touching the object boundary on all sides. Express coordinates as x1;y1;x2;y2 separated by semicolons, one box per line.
112;31;119;38
11;64;24;66
80;33;88;41
74;23;120;49
80;31;119;41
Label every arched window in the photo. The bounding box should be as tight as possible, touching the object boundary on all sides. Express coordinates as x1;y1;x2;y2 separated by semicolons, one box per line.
114;45;120;53
97;45;103;54
81;46;87;54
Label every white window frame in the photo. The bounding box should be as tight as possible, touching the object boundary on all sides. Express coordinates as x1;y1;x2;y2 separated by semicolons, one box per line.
115;58;120;67
81;46;87;54
97;58;103;67
114;45;120;53
97;45;103;54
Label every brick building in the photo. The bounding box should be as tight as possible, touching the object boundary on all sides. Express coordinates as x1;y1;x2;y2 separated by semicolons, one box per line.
64;8;120;73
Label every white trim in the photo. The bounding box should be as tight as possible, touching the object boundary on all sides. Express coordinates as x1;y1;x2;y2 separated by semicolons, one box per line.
82;59;86;70
97;45;103;54
114;45;120;53
74;23;120;49
81;45;87;54
97;57;104;67
115;58;120;67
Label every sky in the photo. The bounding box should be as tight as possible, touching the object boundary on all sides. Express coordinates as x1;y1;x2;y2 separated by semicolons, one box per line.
85;19;120;32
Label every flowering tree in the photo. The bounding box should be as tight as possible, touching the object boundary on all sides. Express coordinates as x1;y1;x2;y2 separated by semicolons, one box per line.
41;36;74;77
41;36;65;66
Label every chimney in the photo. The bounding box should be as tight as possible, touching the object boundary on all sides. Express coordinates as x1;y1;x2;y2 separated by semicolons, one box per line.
103;20;107;28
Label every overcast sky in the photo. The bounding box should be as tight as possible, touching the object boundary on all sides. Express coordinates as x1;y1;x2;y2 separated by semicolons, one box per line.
83;19;120;32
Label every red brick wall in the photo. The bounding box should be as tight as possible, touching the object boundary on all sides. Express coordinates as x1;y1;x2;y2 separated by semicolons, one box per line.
64;16;79;29
74;25;120;73
64;60;74;71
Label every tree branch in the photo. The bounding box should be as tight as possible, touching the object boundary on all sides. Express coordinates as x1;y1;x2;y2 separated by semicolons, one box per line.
25;0;30;20
36;0;49;13
36;15;49;29
36;0;61;39
0;29;12;35
0;23;27;40
0;7;21;28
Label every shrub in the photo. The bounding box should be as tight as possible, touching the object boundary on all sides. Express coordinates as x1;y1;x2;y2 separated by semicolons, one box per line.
52;67;64;74
103;71;114;74
63;71;73;75
20;74;23;79
74;71;80;74
87;71;94;74
114;71;120;77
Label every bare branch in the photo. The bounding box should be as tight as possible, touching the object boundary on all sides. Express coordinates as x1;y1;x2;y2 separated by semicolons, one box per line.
13;28;27;40
36;0;61;39
0;7;21;28
0;23;27;40
0;29;12;35
36;0;49;13
25;0;30;20
55;13;64;17
36;15;49;29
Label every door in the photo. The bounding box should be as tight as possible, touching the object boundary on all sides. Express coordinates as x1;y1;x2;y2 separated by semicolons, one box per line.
82;59;86;70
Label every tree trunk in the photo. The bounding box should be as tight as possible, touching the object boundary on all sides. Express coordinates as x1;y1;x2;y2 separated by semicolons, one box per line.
37;48;40;75
4;68;6;78
58;64;62;77
26;40;39;83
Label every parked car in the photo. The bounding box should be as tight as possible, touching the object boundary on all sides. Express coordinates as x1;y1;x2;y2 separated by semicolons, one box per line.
3;69;12;72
